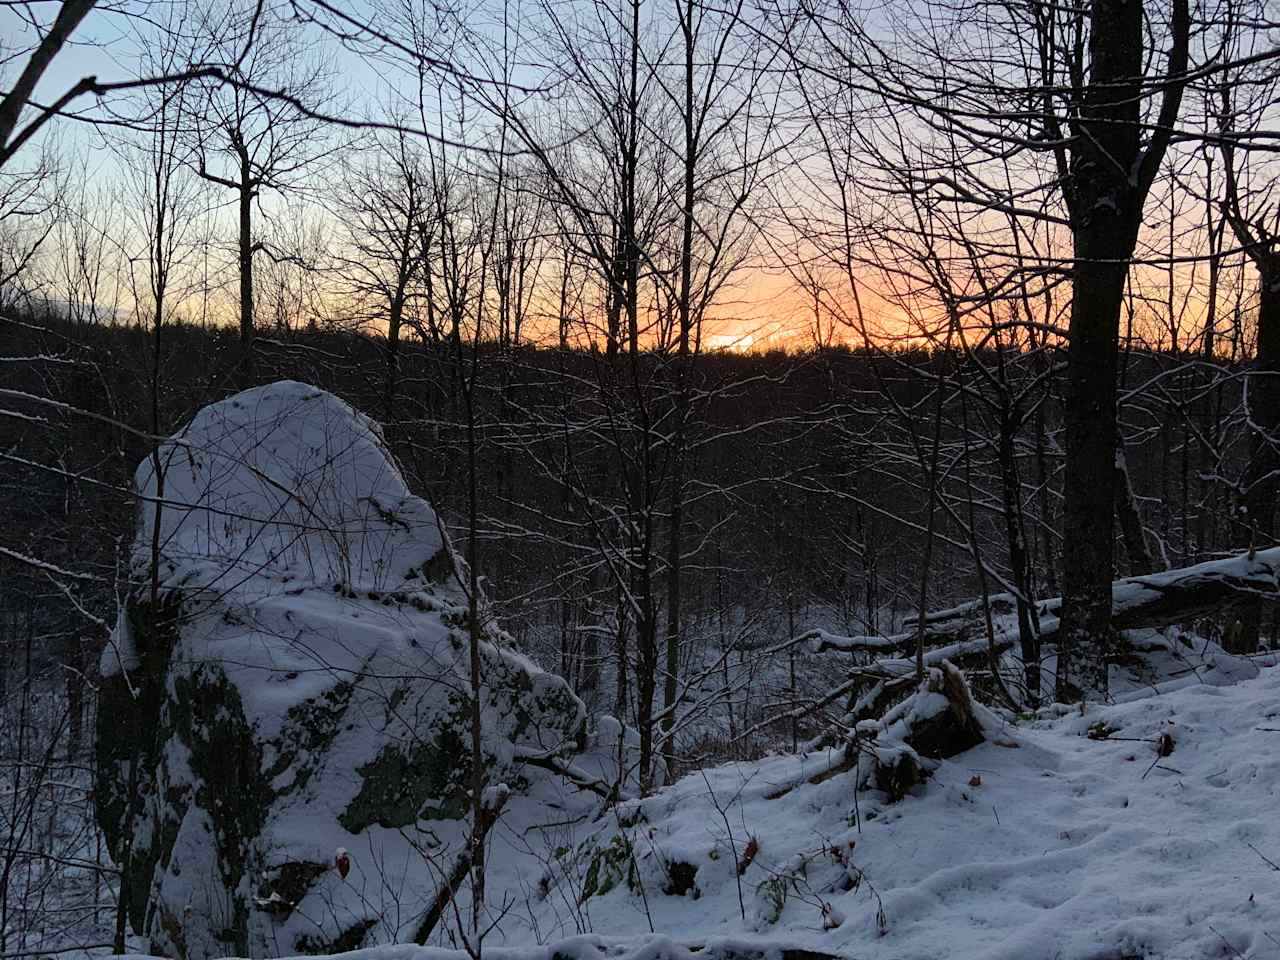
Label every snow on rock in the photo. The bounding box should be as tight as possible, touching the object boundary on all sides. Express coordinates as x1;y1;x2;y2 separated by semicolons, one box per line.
136;379;438;597
95;382;584;958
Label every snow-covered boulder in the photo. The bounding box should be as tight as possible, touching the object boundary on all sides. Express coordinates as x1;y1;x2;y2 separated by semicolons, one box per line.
95;381;584;958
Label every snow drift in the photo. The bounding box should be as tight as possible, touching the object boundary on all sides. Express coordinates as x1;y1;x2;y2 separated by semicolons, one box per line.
95;381;584;958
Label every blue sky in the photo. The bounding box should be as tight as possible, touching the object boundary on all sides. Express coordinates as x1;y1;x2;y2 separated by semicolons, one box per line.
1;2;395;157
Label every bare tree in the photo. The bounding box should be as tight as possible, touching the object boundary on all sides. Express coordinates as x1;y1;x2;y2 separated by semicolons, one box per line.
333;127;435;417
0;142;62;310
0;1;97;170
187;0;339;374
655;0;779;771
1214;0;1280;648
791;0;1196;697
48;164;120;325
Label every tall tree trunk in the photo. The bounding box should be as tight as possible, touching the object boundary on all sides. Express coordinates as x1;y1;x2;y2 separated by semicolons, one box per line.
386;291;404;423
662;473;682;771
1033;347;1059;597
237;155;255;378
1056;0;1188;699
1248;263;1280;530
1059;252;1127;698
1235;262;1280;651
998;415;1041;703
614;594;630;724
661;0;697;777
465;383;486;935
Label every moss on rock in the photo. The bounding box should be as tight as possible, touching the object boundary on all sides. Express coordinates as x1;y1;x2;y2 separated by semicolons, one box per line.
94;592;185;932
164;665;272;955
339;723;471;833
265;681;355;794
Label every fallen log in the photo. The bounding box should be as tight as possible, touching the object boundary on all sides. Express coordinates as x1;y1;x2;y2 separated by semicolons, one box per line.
752;549;1280;750
798;621;975;659
854;661;987;802
903;546;1280;649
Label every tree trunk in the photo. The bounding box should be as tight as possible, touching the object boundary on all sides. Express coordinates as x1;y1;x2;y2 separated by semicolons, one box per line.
636;554;658;792
386;292;404;423
662;0;696;776
1033;364;1059;596
662;473;682;771
466;397;486;934
1058;0;1168;700
1115;444;1157;575
237;156;255;378
1235;261;1280;652
614;592;630;724
997;415;1041;703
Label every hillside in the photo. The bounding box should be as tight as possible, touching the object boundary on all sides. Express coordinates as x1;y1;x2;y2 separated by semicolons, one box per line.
101;652;1280;960
465;653;1280;960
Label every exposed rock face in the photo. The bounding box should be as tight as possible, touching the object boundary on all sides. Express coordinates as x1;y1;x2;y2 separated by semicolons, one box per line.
95;381;583;958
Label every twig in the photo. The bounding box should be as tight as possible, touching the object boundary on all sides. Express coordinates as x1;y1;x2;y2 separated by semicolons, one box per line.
612;805;653;934
699;768;746;922
1245;841;1280;872
1208;924;1247;959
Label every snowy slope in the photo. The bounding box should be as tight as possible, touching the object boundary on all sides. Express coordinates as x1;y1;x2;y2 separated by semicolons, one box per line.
102;633;1280;958
95;381;1280;959
463;657;1280;960
110;658;1280;959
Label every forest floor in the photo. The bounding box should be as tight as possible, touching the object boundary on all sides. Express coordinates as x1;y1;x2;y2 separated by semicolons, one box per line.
464;651;1280;960
102;648;1280;960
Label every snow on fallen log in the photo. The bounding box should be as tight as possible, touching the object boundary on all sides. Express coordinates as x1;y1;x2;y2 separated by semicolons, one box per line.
854;661;989;802
903;546;1280;648
853;636;1017;679
800;628;905;654
762;549;1280;741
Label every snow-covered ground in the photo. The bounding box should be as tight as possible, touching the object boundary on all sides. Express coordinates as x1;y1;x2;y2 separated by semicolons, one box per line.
108;654;1280;958
452;653;1280;960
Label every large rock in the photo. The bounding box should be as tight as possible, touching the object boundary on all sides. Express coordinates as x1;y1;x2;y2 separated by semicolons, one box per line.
95;381;583;958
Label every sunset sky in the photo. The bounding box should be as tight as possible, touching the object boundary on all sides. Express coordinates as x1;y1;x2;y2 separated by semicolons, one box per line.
2;1;1263;356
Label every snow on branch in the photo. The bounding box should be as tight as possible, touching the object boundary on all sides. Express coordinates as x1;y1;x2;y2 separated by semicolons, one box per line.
0;545;101;582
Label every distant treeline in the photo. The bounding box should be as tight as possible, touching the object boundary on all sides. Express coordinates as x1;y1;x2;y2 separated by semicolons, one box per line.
0;309;1267;736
